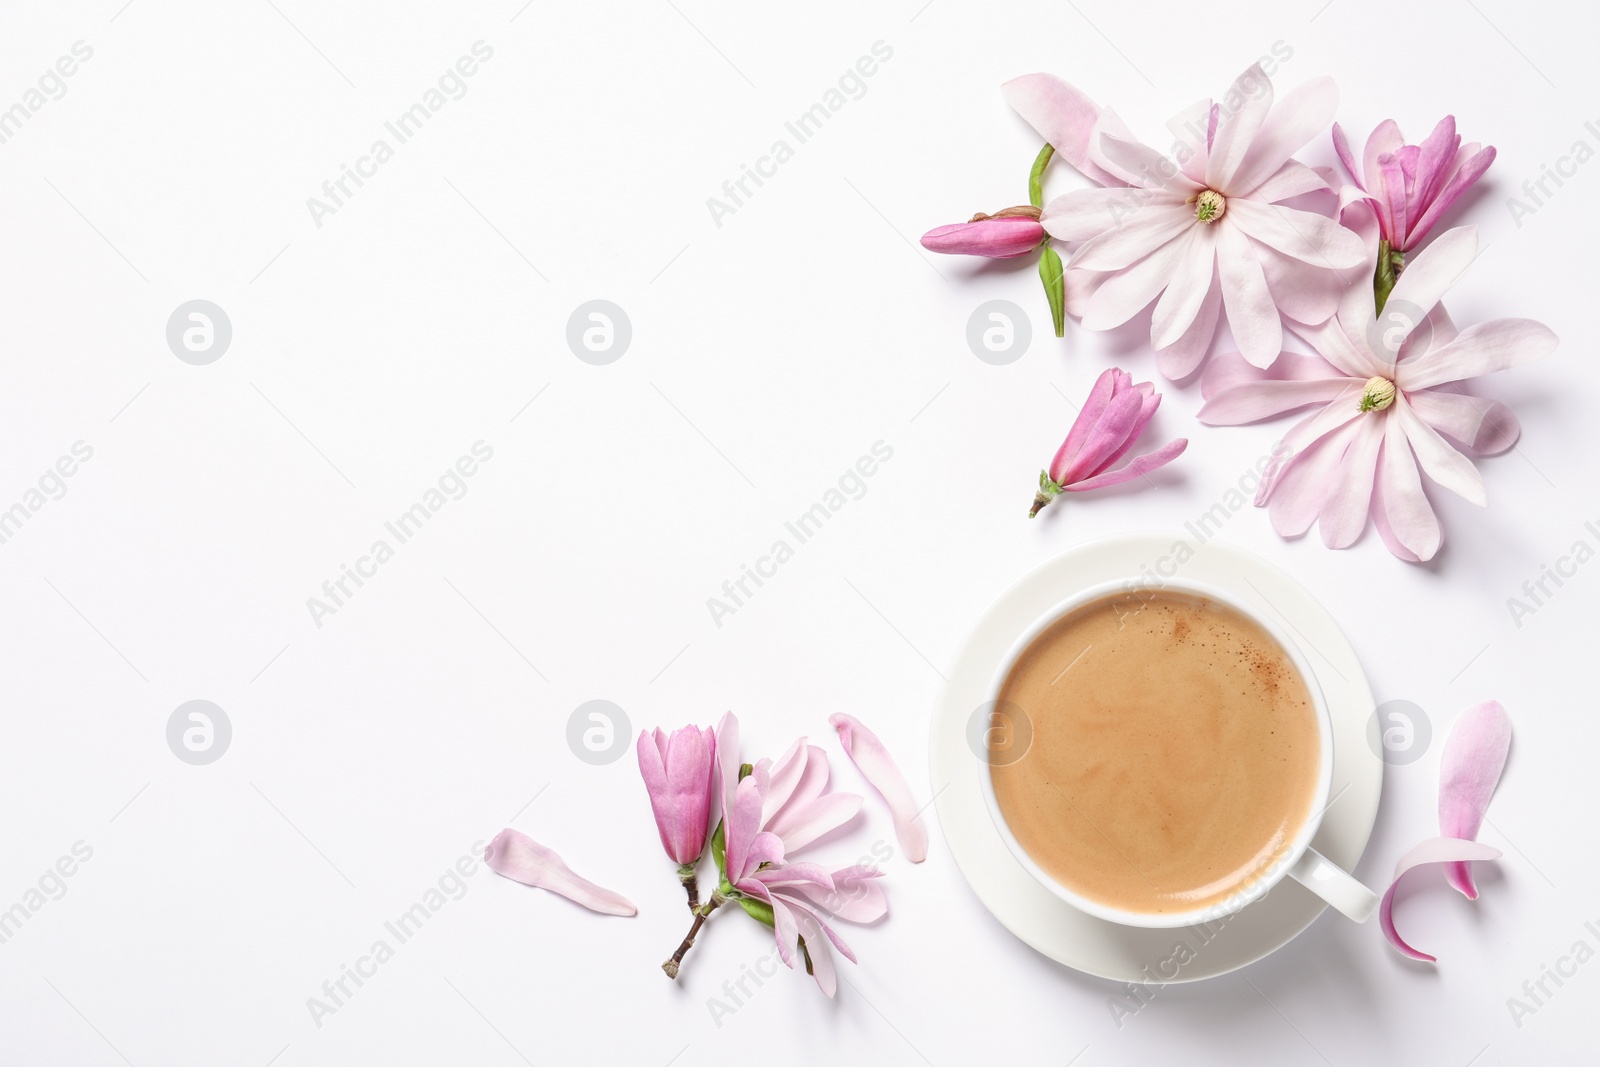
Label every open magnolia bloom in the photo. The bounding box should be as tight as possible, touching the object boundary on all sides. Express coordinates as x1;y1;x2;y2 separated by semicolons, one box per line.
1008;63;1367;377
1198;220;1557;560
721;757;886;997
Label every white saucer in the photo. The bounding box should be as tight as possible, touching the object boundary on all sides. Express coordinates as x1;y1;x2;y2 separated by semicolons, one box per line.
929;533;1381;983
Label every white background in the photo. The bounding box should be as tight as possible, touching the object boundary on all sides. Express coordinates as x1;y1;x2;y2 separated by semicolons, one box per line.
0;0;1595;1064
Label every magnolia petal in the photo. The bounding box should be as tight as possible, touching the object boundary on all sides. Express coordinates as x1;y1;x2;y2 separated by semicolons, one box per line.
829;713;929;863
1216;222;1282;368
1151;228;1216;349
1372;417;1441;562
1050;368;1120;479
725;765;771;882
1155;271;1222;380
766;792;863;855
1251;159;1335;204
1380;836;1503;962
1255;396;1363;505
763;738;810;821
1165;97;1214;184
1201;346;1344;401
1407;147;1495;249
752;861;836;893
1398;318;1558;391
1294;314;1384;381
1058;388;1147;484
791;864;890;923
1362;120;1405;199
1385;226;1478;327
1226;198;1368;269
768;895;802;970
483;829;636;916
1267;418;1361;536
793;908;840;996
1394;398;1487;506
1071;201;1191;271
1331;122;1363;189
1001;74;1123;187
1198;375;1352;426
1064;266;1103;319
715;711;741;822
1206;63;1274;191
1257;241;1346;325
1041;187;1147;243
1320;413;1383;548
1079;235;1194;331
1082;387;1161;477
1230;76;1339;196
1405;390;1520;455
1412;115;1460;209
1438;701;1512;898
1094;132;1196;195
1064;438;1187;492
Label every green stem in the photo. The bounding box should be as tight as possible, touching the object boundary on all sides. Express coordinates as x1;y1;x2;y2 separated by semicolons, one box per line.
1028;143;1055;208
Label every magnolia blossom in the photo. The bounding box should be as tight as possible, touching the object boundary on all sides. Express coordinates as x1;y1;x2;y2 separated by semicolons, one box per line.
714;716;884;997
1009;63;1367;376
920;209;1045;258
1031;368;1186;517
1333;116;1494;253
1198;223;1557;560
637;725;716;865
637;724;717;907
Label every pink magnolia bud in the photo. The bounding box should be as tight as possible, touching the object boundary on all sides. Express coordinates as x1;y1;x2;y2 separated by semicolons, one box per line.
636;725;717;866
920;208;1044;258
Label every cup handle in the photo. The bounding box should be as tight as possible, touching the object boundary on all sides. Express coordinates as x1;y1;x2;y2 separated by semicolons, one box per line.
1286;846;1378;923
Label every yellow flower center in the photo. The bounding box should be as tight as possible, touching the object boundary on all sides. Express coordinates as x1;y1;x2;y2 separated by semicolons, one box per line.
1192;190;1226;223
1359;375;1397;413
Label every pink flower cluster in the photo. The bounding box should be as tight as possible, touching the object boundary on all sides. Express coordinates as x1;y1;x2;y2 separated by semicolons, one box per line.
639;712;926;995
927;61;1555;560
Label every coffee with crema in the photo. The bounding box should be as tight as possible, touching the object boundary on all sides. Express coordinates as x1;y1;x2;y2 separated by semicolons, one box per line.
989;590;1319;916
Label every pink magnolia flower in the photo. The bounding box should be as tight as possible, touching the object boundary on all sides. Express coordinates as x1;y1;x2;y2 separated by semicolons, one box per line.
920;209;1045;258
1014;63;1368;376
1333;116;1495;254
637;724;716;907
1031;368;1187;517
1197;224;1557;560
721;756;885;997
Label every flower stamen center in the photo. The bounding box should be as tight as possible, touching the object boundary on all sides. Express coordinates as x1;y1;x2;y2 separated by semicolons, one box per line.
1360;375;1397;413
1192;189;1226;223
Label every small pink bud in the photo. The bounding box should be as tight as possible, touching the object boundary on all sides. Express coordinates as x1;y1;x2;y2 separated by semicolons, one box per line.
920;208;1044;258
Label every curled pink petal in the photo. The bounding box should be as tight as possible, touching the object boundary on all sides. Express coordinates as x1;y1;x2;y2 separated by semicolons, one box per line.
1379;837;1501;961
1063;438;1187;491
484;829;636;917
829;713;928;863
1438;701;1512;898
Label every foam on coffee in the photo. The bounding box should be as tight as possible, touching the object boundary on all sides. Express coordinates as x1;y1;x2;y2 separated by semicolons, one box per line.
989;590;1319;916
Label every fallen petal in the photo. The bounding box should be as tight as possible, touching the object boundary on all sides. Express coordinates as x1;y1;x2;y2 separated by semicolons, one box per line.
484;828;636;916
1379;836;1501;961
1438;701;1512;898
829;713;928;863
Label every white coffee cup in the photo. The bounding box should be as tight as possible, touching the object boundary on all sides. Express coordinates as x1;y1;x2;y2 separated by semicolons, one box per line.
978;576;1378;929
